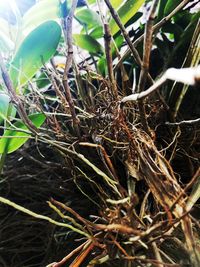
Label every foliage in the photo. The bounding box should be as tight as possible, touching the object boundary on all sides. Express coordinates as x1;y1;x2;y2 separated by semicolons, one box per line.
0;113;46;154
0;0;199;267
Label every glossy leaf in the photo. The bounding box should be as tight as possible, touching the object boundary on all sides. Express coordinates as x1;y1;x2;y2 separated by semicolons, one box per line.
73;34;103;54
9;21;61;90
0;113;46;154
110;0;145;35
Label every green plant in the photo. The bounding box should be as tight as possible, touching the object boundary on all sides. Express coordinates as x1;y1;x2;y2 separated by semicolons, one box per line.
0;0;199;266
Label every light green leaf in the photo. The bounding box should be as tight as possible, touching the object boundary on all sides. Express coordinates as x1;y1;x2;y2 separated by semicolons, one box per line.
110;0;145;35
9;21;61;90
73;34;103;54
0;94;16;124
76;8;102;29
110;0;124;9
98;56;107;76
0;94;10;124
87;0;96;4
0;113;46;154
22;0;61;36
0;32;14;52
0;18;15;51
90;26;103;39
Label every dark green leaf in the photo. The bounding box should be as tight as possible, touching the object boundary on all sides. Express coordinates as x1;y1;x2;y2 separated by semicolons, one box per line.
157;0;168;21
36;72;51;89
164;0;182;16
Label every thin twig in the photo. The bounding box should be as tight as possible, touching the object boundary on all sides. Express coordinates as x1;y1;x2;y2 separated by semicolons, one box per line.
47;240;90;267
50;198;92;228
151;241;164;267
69;242;94;267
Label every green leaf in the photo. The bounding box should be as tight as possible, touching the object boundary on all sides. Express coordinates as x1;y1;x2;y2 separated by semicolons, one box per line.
76;8;102;29
110;0;124;9
0;94;16;124
157;0;168;21
90;26;103;39
0;33;14;52
9;21;61;90
97;56;107;76
87;0;96;4
0;113;46;154
110;0;145;36
113;35;123;54
22;0;63;35
0;18;15;51
0;93;10;124
73;34;103;54
164;0;182;16
36;72;51;89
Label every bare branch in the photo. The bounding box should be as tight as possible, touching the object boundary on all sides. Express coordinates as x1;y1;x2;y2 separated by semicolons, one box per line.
103;23;118;99
137;0;159;135
104;0;142;66
97;0;118;99
61;0;80;138
138;0;159;93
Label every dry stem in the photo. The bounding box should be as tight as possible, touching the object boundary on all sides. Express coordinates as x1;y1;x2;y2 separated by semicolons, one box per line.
61;0;80;138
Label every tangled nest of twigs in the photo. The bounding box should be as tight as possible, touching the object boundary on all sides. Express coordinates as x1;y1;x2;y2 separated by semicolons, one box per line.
0;76;200;267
